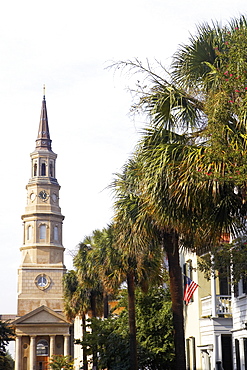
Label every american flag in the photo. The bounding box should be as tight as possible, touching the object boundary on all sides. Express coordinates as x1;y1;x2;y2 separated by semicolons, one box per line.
183;276;198;305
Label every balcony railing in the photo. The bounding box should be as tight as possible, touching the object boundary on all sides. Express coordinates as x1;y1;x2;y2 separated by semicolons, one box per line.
201;295;232;317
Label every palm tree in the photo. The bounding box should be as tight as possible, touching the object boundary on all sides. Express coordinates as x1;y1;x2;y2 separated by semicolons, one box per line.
64;240;107;370
87;226;119;319
65;224;163;370
73;241;105;319
112;154;188;368
111;16;247;369
74;240;107;370
112;163;166;370
63;270;90;370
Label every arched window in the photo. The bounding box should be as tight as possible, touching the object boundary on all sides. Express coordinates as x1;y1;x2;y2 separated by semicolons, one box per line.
41;163;46;176
50;162;53;177
54;226;58;241
27;225;32;241
40;225;46;240
36;340;49;356
33;163;37;177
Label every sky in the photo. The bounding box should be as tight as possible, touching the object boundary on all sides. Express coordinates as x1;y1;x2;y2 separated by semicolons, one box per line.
1;0;247;319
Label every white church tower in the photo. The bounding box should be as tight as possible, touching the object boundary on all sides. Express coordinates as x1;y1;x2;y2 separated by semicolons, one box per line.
13;93;71;370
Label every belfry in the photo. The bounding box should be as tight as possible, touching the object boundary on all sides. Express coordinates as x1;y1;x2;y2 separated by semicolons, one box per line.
13;94;71;370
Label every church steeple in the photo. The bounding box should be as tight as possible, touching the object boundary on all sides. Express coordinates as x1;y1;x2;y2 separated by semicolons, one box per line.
18;92;66;318
14;93;71;369
36;94;52;151
29;92;58;183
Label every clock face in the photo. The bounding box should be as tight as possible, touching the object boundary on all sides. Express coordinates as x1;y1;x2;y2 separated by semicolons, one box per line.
39;190;48;201
35;274;50;290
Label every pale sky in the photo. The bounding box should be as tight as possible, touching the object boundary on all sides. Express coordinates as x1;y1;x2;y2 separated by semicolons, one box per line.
1;0;247;317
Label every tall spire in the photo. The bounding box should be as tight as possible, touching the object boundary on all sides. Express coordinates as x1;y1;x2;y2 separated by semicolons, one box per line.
36;88;52;150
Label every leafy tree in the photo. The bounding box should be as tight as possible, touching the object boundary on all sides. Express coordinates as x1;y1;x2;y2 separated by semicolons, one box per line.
49;355;73;370
0;350;14;370
79;285;175;370
135;285;175;370
197;235;247;285
0;321;15;370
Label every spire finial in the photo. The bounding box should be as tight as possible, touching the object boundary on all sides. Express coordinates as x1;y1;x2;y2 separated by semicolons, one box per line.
43;84;46;100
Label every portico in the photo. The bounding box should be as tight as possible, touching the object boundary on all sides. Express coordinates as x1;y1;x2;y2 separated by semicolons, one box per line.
13;306;71;370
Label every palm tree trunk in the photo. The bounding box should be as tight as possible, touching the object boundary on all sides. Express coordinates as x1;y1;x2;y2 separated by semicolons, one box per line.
103;292;109;318
127;270;138;370
164;230;186;370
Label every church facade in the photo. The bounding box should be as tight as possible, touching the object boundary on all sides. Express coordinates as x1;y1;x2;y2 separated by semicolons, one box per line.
13;95;71;370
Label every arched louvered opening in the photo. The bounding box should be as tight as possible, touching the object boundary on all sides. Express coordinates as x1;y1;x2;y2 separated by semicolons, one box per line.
41;163;46;176
33;163;37;177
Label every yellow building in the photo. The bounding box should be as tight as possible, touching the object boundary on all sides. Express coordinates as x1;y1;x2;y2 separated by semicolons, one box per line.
182;251;233;370
13;95;71;370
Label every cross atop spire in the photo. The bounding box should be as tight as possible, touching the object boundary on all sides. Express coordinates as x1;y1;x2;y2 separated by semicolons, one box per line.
36;91;52;151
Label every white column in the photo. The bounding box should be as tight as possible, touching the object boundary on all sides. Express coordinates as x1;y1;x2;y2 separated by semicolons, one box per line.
50;335;55;357
15;336;21;370
211;254;216;317
240;338;245;370
64;335;70;356
215;333;221;363
30;336;36;370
